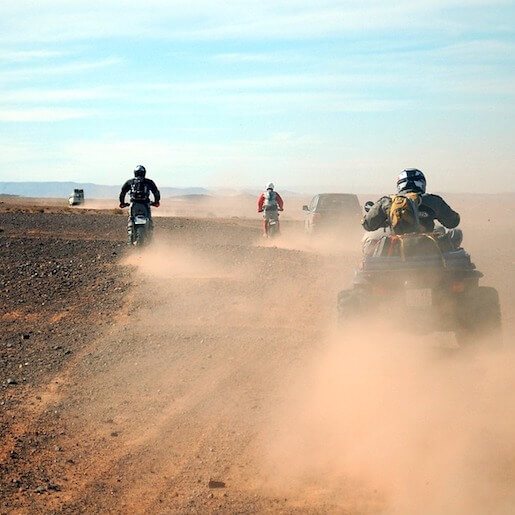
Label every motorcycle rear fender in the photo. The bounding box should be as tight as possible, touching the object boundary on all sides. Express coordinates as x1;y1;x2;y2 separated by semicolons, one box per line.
133;215;149;225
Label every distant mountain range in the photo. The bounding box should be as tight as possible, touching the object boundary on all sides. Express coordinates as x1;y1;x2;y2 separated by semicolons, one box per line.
0;182;211;199
0;182;304;199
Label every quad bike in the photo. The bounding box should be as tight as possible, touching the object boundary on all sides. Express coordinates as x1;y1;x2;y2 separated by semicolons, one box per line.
337;230;502;347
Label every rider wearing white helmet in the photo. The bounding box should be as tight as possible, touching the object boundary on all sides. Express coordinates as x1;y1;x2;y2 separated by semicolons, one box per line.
258;182;284;236
363;169;459;232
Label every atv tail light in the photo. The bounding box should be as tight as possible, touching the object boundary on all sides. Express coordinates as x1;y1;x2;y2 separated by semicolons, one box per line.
450;281;465;293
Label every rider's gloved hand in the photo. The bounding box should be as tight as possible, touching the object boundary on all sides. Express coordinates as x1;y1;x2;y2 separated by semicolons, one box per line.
279;208;284;211
151;202;160;207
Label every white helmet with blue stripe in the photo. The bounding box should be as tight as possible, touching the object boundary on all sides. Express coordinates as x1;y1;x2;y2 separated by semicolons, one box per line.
397;169;426;194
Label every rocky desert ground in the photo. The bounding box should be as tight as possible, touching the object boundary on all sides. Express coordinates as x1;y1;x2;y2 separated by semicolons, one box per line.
1;193;514;514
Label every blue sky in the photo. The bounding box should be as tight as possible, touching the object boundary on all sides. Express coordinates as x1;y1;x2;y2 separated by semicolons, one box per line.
0;0;514;193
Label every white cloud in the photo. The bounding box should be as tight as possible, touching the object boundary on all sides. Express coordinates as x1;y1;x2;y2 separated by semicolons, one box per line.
0;49;70;62
212;53;287;64
0;0;511;42
0;87;118;103
0;107;95;122
0;57;123;83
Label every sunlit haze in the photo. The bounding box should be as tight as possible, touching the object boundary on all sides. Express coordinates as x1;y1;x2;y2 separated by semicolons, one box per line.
1;0;514;193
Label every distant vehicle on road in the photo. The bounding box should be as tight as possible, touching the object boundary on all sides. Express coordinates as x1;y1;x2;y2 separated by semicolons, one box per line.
68;189;84;207
302;193;361;234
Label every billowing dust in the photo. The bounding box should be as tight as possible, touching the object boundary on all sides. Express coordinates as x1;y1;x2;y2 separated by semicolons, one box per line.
257;224;363;255
121;239;230;280
264;324;515;514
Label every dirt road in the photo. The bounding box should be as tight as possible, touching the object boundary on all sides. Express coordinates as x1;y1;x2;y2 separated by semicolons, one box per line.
1;199;514;514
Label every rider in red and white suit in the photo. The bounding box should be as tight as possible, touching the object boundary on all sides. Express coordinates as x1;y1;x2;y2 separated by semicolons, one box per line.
258;182;284;236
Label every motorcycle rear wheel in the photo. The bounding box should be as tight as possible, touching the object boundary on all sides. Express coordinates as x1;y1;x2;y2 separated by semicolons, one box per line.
134;225;148;247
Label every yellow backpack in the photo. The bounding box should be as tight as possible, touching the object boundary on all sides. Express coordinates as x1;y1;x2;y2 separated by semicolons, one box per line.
389;193;422;235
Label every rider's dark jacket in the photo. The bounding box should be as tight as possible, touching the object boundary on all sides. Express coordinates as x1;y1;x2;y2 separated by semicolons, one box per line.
362;192;460;232
119;178;161;204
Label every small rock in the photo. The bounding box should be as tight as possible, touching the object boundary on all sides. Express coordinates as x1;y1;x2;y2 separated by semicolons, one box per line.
110;431;119;437
6;378;17;385
47;484;61;492
208;479;226;489
35;486;46;494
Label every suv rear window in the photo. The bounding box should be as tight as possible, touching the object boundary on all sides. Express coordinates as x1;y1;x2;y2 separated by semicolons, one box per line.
317;195;359;212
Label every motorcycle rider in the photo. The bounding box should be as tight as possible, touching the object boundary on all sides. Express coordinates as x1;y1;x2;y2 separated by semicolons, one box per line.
362;169;462;253
119;165;161;244
258;182;284;237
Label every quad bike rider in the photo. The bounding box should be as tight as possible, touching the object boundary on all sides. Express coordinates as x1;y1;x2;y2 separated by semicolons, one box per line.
362;168;462;254
337;168;502;347
258;182;284;238
119;165;161;245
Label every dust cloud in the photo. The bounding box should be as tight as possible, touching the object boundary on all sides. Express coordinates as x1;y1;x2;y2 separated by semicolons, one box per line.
122;239;228;280
265;323;515;514
257;225;363;256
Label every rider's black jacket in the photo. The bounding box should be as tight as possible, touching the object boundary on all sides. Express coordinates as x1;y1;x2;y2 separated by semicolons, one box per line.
362;192;460;232
119;178;161;204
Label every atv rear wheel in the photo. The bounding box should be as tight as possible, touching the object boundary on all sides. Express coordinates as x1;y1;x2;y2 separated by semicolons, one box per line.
455;286;502;348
